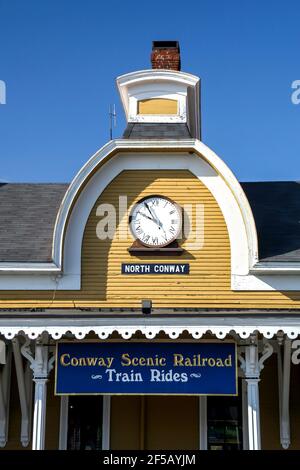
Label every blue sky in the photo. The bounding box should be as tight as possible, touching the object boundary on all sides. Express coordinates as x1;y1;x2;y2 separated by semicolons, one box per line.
0;0;299;183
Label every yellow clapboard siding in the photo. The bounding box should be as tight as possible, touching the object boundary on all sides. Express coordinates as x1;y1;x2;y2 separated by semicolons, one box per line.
1;169;300;310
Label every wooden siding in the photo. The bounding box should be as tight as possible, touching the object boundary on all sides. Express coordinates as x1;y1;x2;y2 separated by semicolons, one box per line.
137;98;178;115
1;169;300;309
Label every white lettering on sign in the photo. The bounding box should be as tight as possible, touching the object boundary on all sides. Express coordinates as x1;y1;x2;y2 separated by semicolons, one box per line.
105;368;143;382
124;264;151;273
150;369;188;382
153;264;186;273
122;263;189;274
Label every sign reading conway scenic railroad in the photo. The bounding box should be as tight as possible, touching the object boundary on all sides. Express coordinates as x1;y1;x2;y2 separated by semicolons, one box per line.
55;342;237;395
121;263;190;274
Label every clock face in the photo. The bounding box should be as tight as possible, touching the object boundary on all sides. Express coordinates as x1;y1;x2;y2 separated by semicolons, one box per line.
130;196;182;247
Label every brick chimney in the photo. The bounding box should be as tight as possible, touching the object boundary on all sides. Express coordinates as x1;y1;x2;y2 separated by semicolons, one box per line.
151;41;181;71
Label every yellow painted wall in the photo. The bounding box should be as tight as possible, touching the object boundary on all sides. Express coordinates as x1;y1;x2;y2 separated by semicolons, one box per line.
138;98;178;115
1;169;300;309
110;395;198;450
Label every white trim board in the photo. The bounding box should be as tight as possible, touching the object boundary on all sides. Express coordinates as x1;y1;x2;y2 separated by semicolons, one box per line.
1;316;300;340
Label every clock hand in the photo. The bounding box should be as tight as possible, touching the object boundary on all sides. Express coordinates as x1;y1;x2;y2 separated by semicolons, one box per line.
144;203;162;228
137;211;153;221
137;210;163;232
139;202;169;242
138;211;161;227
144;202;157;221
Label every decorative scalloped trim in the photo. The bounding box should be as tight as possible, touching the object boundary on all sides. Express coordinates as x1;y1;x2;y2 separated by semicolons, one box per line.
0;325;299;340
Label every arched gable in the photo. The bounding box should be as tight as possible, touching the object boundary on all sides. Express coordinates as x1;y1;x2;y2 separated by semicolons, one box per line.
52;139;258;290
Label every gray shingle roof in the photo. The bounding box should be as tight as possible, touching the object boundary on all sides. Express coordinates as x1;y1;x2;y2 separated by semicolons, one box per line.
0;181;299;264
0;183;68;262
123;123;192;139
241;181;300;262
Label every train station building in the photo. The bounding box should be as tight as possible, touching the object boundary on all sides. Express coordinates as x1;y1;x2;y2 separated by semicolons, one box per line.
0;42;300;451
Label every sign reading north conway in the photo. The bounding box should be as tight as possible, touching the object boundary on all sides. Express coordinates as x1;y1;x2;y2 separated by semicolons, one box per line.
121;263;190;274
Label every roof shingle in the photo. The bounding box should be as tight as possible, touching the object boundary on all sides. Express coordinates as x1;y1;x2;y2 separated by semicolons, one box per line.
123;123;192;139
0;183;68;262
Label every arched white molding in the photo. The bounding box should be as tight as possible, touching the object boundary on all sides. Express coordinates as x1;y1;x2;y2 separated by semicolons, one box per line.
0;139;259;290
56;139;258;285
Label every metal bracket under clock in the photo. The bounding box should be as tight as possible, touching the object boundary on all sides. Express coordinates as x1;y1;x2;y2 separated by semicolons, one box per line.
128;239;184;256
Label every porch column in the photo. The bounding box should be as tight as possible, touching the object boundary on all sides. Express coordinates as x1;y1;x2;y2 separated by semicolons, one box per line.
245;342;260;450
244;335;273;451
277;336;291;449
246;376;260;450
32;377;48;450
20;334;55;450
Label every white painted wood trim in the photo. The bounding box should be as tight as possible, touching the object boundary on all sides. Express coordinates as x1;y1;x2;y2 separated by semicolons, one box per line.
280;340;291;449
246;378;261;450
0;263;60;273
1;315;300;340
242;379;249;450
32;378;48;450
129;92;186;123
12;338;33;447
232;273;300;291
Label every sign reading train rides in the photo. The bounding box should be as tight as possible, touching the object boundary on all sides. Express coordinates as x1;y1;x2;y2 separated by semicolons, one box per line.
55;342;237;396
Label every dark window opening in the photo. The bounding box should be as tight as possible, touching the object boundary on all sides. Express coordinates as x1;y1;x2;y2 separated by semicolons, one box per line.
207;380;243;450
67;396;103;450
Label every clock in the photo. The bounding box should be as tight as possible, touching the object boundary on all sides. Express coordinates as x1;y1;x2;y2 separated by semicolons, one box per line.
129;195;182;248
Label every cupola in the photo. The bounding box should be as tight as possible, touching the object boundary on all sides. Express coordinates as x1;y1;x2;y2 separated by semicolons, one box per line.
117;41;201;139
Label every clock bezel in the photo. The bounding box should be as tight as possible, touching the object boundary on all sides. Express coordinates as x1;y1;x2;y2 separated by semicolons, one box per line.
129;195;182;248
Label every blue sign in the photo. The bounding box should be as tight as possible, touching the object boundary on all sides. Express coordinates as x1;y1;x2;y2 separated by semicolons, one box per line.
55;342;237;396
121;263;190;274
